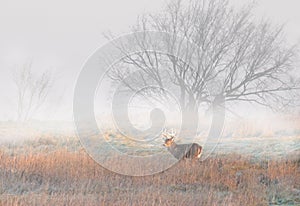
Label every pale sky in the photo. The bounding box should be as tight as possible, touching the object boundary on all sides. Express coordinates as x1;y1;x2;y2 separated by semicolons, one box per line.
0;0;300;121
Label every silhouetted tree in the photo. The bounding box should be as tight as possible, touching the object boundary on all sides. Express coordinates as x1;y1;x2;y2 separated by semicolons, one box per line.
12;61;54;122
107;0;299;113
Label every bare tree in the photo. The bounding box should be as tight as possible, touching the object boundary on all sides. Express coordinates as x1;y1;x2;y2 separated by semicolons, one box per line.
106;0;300;114
12;61;54;122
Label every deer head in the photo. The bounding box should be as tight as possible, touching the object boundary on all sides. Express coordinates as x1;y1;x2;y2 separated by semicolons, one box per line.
162;129;176;147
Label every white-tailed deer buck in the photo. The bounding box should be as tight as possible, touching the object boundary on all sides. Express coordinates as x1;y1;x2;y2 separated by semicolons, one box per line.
162;129;202;160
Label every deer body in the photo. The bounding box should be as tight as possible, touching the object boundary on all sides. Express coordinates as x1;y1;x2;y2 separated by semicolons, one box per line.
163;130;202;160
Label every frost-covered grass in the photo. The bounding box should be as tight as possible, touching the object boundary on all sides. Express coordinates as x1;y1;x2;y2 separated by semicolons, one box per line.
0;138;299;205
0;120;299;205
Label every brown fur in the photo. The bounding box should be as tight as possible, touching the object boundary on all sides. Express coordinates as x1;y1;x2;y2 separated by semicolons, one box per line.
164;138;202;160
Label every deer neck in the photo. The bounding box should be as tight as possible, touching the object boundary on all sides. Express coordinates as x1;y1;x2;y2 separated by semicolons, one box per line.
169;142;177;149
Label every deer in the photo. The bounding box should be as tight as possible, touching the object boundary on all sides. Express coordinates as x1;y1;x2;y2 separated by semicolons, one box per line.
162;129;202;160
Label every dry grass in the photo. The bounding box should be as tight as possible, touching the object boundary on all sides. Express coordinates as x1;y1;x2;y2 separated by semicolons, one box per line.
0;147;299;206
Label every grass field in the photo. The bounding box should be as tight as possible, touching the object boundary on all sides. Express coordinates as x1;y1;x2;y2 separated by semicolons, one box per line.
0;137;299;206
0;120;299;205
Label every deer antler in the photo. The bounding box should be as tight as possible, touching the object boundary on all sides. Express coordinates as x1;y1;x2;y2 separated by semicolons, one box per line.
169;128;176;137
162;128;169;139
162;128;176;139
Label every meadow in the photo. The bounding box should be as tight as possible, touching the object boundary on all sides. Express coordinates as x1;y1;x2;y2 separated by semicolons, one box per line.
0;120;300;206
0;131;299;206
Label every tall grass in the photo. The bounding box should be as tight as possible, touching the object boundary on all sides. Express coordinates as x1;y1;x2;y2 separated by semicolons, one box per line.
0;147;299;206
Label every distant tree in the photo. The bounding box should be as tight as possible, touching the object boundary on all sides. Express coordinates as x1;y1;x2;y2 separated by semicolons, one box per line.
106;0;300;114
12;61;54;122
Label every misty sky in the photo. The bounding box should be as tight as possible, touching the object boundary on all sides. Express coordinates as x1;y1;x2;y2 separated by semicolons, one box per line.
0;0;300;121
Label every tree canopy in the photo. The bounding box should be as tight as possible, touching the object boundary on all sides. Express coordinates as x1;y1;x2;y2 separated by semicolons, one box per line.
107;0;299;113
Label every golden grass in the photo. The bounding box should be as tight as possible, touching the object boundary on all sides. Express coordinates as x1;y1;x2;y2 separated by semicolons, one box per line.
0;148;299;206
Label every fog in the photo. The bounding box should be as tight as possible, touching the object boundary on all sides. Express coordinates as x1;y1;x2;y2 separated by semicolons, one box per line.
0;0;300;122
